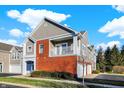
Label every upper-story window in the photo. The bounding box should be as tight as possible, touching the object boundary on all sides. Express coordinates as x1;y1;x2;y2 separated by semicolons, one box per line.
27;45;32;52
39;44;44;54
11;52;20;60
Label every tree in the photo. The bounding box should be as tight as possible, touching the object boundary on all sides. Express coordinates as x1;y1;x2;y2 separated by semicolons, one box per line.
110;45;120;66
96;46;105;72
104;47;112;71
120;45;124;65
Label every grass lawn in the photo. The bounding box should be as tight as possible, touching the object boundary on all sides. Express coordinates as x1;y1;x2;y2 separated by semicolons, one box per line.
0;77;84;88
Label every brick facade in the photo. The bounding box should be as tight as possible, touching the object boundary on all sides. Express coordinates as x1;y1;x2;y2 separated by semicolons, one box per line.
36;39;77;75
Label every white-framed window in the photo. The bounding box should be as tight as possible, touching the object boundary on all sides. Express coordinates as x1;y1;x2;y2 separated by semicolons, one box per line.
39;44;44;54
27;45;32;52
55;43;68;55
11;52;20;60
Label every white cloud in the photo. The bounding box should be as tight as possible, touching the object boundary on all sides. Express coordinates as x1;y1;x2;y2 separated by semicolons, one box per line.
96;41;121;50
9;28;30;38
0;39;17;45
9;29;23;37
7;8;71;29
24;32;30;37
112;5;124;13
7;10;20;18
99;16;124;39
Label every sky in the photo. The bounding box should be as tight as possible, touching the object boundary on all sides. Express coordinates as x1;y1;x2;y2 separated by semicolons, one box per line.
0;5;124;50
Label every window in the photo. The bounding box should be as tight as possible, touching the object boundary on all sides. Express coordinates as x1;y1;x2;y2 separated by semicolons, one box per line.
11;52;20;60
62;43;67;54
39;44;44;53
27;45;32;52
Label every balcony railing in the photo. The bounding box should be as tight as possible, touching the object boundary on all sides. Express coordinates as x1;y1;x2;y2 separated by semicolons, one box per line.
50;46;73;56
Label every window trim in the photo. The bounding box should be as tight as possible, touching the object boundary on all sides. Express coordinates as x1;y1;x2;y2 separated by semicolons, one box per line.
55;42;68;55
39;44;44;54
27;45;33;53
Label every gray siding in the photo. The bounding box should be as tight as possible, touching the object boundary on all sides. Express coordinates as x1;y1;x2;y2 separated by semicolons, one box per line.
10;47;22;65
82;32;89;46
0;51;10;73
26;40;34;55
31;21;71;40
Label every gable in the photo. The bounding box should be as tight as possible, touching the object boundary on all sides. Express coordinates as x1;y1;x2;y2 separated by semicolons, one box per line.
0;42;13;51
82;32;89;46
31;19;74;40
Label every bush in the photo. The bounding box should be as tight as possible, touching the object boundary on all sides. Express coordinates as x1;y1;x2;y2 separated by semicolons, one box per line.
31;71;75;80
92;70;100;74
31;71;41;77
113;66;124;74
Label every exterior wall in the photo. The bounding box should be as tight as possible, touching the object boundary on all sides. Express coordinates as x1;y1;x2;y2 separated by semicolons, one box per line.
0;51;10;73
31;21;71;40
26;40;34;55
36;39;77;75
82;32;89;46
10;47;22;73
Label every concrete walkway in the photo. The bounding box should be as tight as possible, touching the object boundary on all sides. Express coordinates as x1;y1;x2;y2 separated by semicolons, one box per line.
0;81;36;88
10;75;82;85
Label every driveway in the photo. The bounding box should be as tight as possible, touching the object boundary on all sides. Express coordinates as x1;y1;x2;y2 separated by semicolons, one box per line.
0;73;21;77
85;73;124;81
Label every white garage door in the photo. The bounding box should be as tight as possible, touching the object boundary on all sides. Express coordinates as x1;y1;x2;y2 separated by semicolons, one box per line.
77;63;87;78
87;65;92;75
10;64;21;74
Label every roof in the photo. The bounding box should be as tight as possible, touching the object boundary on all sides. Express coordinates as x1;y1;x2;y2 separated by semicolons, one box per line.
0;42;22;52
44;17;78;34
24;17;85;43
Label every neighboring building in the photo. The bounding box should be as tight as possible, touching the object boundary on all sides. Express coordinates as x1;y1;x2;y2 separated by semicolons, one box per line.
23;17;96;78
0;42;23;73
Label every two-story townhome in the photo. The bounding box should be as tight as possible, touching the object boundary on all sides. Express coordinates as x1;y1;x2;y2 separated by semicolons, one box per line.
0;42;23;73
23;17;96;78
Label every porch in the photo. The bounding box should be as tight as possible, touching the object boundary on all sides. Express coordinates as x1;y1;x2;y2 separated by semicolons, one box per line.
49;35;79;57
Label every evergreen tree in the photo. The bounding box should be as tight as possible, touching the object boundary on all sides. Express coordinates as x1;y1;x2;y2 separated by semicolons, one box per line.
120;45;124;65
104;47;112;71
96;46;105;72
110;45;120;66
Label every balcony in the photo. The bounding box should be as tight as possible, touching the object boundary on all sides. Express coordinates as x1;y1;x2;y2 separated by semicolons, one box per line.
50;46;73;56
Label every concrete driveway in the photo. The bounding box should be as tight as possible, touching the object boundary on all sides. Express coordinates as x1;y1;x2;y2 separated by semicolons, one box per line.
85;73;124;81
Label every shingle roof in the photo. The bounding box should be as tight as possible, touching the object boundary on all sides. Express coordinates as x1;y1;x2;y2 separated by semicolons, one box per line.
0;42;22;52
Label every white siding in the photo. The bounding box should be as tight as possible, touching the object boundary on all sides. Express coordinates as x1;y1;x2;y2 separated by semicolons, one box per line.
10;64;21;73
87;65;92;75
77;63;86;78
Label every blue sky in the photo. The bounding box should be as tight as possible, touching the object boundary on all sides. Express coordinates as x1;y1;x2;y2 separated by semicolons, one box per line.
0;5;124;49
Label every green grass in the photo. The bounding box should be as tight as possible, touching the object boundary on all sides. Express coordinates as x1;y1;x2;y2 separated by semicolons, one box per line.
0;77;83;88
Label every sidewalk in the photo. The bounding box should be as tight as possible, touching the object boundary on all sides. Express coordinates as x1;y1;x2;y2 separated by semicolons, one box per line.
10;75;82;85
0;81;37;88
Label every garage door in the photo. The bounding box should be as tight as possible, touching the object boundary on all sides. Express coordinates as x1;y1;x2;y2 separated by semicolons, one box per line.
87;65;92;75
77;63;87;78
10;64;21;74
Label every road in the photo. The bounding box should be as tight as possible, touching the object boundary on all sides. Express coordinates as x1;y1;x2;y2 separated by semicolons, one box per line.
0;83;26;88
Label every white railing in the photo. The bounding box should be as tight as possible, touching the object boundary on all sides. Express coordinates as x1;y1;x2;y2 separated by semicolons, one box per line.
50;46;73;56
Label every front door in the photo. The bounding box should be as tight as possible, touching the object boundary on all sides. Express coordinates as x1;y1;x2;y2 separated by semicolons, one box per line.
0;63;2;72
26;61;34;73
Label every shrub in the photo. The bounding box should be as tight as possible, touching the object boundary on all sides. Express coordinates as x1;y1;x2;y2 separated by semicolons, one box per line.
31;71;41;77
92;70;100;74
31;71;75;80
113;66;124;74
